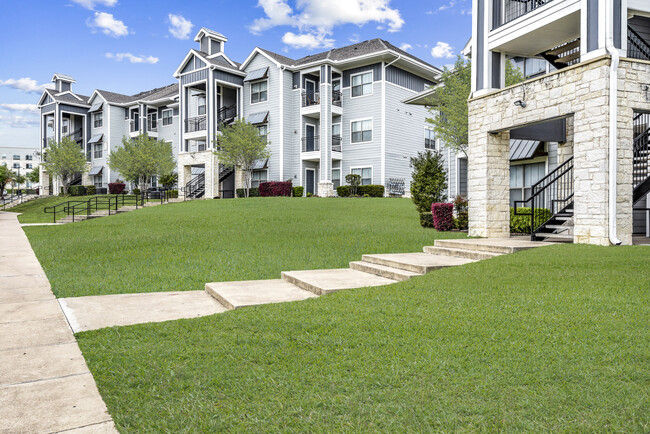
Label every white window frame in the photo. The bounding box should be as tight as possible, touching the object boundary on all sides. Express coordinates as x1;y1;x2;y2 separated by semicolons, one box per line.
251;169;267;188
350;118;373;144
62;118;69;135
425;126;436;150
162;109;173;126
350;166;373;185
257;124;268;144
350;70;373;98
250;79;268;105
197;94;206;116
93;111;103;128
332;168;341;188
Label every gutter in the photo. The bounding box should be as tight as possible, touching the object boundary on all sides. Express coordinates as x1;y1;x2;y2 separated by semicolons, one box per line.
605;7;622;246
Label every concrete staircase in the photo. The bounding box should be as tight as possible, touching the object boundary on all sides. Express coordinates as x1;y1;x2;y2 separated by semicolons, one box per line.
205;238;551;310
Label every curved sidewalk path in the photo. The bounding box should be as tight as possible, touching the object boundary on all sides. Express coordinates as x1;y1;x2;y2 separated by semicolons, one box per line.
0;212;117;433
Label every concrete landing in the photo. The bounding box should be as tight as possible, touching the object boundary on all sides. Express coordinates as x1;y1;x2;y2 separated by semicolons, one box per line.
362;252;475;274
205;279;317;310
59;291;226;333
434;238;552;254
281;269;396;295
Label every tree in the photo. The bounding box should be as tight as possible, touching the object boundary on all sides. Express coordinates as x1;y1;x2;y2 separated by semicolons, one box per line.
41;137;87;195
427;56;525;157
108;134;175;192
214;119;270;198
410;150;448;213
13;175;26;190
27;169;39;185
0;165;16;197
159;172;178;189
345;174;361;196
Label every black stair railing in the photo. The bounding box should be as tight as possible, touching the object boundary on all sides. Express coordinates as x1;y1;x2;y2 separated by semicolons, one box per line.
514;156;574;240
628;26;650;61
217;104;238;127
633;113;650;189
184;173;205;199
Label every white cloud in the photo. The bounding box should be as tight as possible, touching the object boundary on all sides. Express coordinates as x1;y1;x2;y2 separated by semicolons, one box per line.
0;78;52;93
438;1;456;11
70;0;117;10
105;53;159;64
0;114;39;128
431;41;454;58
0;104;39;114
348;33;361;43
88;12;128;37
399;43;412;51
168;14;193;40
282;32;334;49
250;0;404;50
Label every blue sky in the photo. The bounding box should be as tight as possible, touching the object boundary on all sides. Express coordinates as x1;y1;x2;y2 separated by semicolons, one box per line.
0;0;472;148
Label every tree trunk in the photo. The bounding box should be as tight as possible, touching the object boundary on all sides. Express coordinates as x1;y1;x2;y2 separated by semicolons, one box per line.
244;168;252;198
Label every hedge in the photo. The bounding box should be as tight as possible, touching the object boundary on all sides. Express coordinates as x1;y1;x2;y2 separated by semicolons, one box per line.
84;185;96;195
337;185;384;197
336;186;350;197
68;185;86;196
168;190;179;199
109;183;126;195
454;211;468;230
419;212;434;228
432;203;454;231
259;181;292;197
293;186;304;197
510;207;552;234
236;188;260;198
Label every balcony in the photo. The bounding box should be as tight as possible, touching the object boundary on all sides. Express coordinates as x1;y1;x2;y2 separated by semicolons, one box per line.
302;136;320;153
185;115;206;133
332;91;342;107
332;135;342;152
302;91;320;108
129;120;140;133
493;0;554;29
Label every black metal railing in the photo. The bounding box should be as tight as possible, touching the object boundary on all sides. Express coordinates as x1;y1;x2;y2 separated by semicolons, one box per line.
302;136;320;152
129;119;139;133
302;91;320;107
633;112;650;188
493;0;553;29
332;91;342;107
219;163;234;181
185;115;206;133
147;118;157;132
628;26;650;61
217;104;238;128
514;156;574;240
332;135;342;152
184;173;205;200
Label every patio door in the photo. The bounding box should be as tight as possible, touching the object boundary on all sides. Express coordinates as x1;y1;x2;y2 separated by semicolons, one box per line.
306;169;315;195
305;124;316;152
305;79;316;104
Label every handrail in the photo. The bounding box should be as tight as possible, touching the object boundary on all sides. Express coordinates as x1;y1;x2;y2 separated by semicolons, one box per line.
301;91;320;107
43;193;145;223
628;25;650;61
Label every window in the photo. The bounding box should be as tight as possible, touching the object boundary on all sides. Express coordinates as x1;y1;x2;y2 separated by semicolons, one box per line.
13;163;20;169
162;109;173;126
425;128;436;149
197;95;206;115
150;175;158;188
94;175;103;189
93;112;103;128
13;155;20;160
25;155;32;160
351;71;373;97
62;118;69;135
197;140;206;151
351;167;372;185
251;80;268;104
26;163;33;169
332;169;340;189
251;170;267;188
257;125;268;143
351;119;372;143
148;113;157;131
94;143;103;159
510;162;546;207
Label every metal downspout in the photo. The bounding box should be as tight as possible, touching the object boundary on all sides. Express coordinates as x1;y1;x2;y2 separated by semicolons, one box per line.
606;7;622;245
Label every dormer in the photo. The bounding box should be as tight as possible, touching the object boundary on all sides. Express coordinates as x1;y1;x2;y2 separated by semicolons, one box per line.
52;73;76;92
194;28;228;56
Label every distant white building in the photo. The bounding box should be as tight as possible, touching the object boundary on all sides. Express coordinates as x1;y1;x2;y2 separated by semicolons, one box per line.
0;146;40;189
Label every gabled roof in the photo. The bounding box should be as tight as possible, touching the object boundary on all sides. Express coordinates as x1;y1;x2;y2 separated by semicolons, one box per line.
194;27;227;43
51;73;75;83
95;89;133;105
94;83;178;106
38;88;91;107
174;49;246;78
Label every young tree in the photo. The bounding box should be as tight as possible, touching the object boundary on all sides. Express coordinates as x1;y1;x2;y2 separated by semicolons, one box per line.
427;56;525;157
41;137;87;195
108;134;175;192
13;174;26;191
345;174;361;196
159;172;178;189
214;119;270;198
27;169;40;185
0;165;16;197
410;150;448;213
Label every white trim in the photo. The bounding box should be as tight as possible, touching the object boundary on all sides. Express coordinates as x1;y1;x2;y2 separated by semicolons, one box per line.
350;70;374;99
380;63;386;186
424;125;436;150
240;48;283;70
349;117;374;144
161;108;173;126
249;79;268;105
279;66;284;179
349;165;374;185
304;78;316;94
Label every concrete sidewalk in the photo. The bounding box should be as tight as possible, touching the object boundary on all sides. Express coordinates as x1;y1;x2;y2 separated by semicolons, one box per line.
0;211;116;433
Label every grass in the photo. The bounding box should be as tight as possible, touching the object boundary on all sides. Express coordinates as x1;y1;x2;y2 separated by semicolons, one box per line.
76;244;650;432
23;198;465;297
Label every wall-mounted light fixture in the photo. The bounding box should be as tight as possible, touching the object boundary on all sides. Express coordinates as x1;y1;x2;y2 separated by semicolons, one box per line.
514;100;526;108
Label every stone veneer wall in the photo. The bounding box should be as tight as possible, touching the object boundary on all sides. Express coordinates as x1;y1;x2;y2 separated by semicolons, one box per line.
468;56;650;246
177;151;221;199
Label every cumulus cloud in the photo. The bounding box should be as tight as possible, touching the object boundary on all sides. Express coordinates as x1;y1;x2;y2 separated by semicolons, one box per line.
0;78;52;93
0;103;39;114
348;33;361;43
250;0;404;50
0;114;39;128
70;0;117;9
105;53;159;64
431;41;454;58
88;12;128;37
168;14;193;39
399;43;412;51
282;32;334;49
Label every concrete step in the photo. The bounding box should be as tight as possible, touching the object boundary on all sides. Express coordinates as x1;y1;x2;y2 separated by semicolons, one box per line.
434;238;551;254
205;279;316;310
423;246;501;261
361;252;474;274
555;216;573;222
116;206;137;212
349;261;421;281
538;233;574;241
281;268;396;296
545;224;573;233
58;216;88;223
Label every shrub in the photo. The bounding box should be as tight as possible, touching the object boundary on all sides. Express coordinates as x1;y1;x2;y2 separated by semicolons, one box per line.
432;203;454;231
306;192;313;197
293;186;304;197
419;212;434;228
168;190;179;199
510;207;552;234
357;185;385;197
336;186;350;197
236;188;260;198
410;150;448;213
109;182;126;195
345;174;361;196
259;181;292;197
85;185;96;196
132;188;141;196
68;185;86;196
454;212;469;230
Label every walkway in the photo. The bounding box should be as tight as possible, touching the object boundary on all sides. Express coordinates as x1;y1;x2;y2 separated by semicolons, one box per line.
0;212;117;433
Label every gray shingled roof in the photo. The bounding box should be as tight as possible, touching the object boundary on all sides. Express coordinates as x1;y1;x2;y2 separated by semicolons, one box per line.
45;88;90;105
96;83;178;105
196;51;242;73
95;89;134;104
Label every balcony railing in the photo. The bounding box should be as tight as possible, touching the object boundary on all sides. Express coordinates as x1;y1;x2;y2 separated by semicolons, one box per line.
302;136;320;152
628;26;650;61
332;91;342;107
302;91;320;107
147;119;157;132
129;120;139;133
332;135;342;152
185;115;206;133
493;0;553;29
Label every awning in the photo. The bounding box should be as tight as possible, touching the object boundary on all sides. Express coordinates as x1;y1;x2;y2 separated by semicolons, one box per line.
88;166;103;176
510;139;543;161
88;134;103;144
88;102;103;113
251;158;268;170
247;111;268;125
244;67;269;82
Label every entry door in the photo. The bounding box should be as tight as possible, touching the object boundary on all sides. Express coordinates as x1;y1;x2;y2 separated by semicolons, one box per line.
305;124;316;152
306;169;315;195
305;79;316;104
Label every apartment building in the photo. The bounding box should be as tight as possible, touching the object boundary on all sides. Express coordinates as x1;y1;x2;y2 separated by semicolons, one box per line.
468;0;650;245
0;146;40;189
175;28;467;199
37;74;179;193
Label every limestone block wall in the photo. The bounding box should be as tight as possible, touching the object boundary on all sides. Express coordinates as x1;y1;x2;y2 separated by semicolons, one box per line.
177;151;220;199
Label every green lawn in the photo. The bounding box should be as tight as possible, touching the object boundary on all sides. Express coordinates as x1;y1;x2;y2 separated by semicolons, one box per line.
23;198;465;297
77;244;650;432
